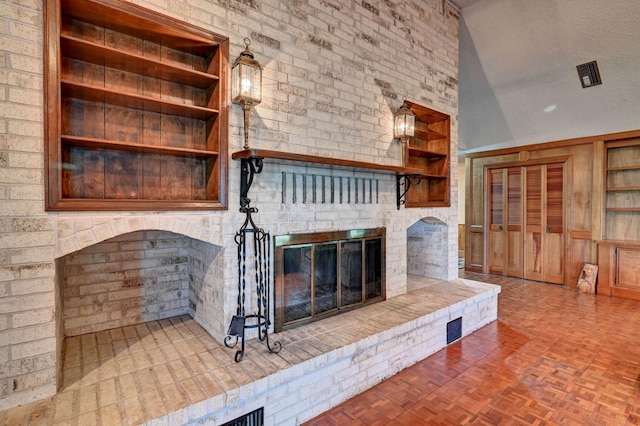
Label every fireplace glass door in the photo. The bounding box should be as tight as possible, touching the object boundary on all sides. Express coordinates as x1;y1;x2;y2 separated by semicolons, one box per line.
275;228;385;331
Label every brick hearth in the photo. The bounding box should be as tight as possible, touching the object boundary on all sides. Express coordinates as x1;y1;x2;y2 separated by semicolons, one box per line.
0;277;499;425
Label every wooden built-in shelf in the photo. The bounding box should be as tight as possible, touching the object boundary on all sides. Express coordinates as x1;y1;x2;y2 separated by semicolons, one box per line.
45;0;229;211
60;35;219;88
601;136;640;299
62;136;219;158
607;166;640;171
61;81;219;120
606;186;640;191
232;149;424;176
414;122;447;141
606;207;640;212
404;101;451;207
597;239;640;247
407;147;447;160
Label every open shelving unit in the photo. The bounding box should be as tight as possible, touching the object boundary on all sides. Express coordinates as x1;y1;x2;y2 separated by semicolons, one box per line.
604;140;640;235
598;137;640;299
404;101;450;207
44;0;229;210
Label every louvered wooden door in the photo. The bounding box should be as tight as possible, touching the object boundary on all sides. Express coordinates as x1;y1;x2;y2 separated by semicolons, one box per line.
488;167;523;277
524;164;564;284
488;163;563;283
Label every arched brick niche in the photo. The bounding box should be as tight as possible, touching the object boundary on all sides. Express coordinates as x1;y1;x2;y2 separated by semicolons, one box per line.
57;230;225;339
406;217;449;280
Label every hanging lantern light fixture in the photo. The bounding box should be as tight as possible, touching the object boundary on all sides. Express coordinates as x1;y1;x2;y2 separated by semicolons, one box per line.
231;37;262;149
393;100;415;165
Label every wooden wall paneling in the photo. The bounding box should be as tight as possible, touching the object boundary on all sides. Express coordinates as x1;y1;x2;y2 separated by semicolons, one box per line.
104;105;143;143
567;239;591;288
104;151;141;199
597;243;614;295
591;140;605;242
161;156;192;200
613;247;640;299
80;150;105;198
192;159;207;200
142;154;162;199
206;156;220;201
142;111;162;146
567;230;594;289
62;98;105;139
465;226;485;272
466;142;597;286
466;130;640;291
458;224;465;252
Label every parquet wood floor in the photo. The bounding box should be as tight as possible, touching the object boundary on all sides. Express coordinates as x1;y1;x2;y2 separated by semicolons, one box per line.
304;271;640;425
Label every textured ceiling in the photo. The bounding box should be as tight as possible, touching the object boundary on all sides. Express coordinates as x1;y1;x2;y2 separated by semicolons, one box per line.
457;0;640;153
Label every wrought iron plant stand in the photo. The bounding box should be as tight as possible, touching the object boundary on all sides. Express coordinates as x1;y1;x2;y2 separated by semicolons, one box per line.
225;158;282;362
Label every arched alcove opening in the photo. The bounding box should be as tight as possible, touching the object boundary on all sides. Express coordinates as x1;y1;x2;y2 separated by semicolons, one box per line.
55;230;225;390
407;217;449;280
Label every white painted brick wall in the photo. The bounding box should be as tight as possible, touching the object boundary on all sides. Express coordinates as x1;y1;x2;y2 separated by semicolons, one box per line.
0;0;459;410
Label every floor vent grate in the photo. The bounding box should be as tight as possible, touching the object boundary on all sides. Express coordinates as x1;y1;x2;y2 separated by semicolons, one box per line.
447;317;462;344
222;407;264;426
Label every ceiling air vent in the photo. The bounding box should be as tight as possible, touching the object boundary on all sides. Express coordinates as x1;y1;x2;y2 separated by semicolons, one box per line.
576;61;602;88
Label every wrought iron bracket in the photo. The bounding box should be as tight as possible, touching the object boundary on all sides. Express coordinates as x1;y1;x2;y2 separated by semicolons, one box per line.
240;157;263;210
225;156;281;362
396;174;422;210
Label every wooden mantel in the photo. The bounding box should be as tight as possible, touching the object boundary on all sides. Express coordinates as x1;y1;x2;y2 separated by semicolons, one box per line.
231;149;424;210
231;149;424;176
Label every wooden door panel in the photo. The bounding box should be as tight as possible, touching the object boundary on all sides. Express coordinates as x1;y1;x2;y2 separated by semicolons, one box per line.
544;164;564;283
506;230;523;276
487;163;565;283
506;168;523;277
525;231;543;281
544;232;564;284
488;169;505;274
524;166;543;281
488;229;505;274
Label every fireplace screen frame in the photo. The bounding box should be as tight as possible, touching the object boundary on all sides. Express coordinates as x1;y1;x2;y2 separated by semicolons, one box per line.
274;228;386;332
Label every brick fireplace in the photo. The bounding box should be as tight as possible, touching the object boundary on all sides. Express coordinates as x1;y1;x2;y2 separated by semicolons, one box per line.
0;0;467;416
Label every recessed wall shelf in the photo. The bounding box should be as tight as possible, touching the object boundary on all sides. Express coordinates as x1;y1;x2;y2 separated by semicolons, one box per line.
44;0;229;211
404;101;451;207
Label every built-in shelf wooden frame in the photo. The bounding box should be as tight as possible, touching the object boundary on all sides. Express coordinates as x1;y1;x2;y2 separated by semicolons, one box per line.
404;101;450;207
44;0;229;211
604;139;640;225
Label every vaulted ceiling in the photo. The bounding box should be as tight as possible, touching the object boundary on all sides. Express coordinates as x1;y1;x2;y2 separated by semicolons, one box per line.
456;0;640;153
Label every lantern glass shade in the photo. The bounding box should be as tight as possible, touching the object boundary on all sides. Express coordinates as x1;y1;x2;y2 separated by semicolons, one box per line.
393;102;415;139
231;40;262;105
